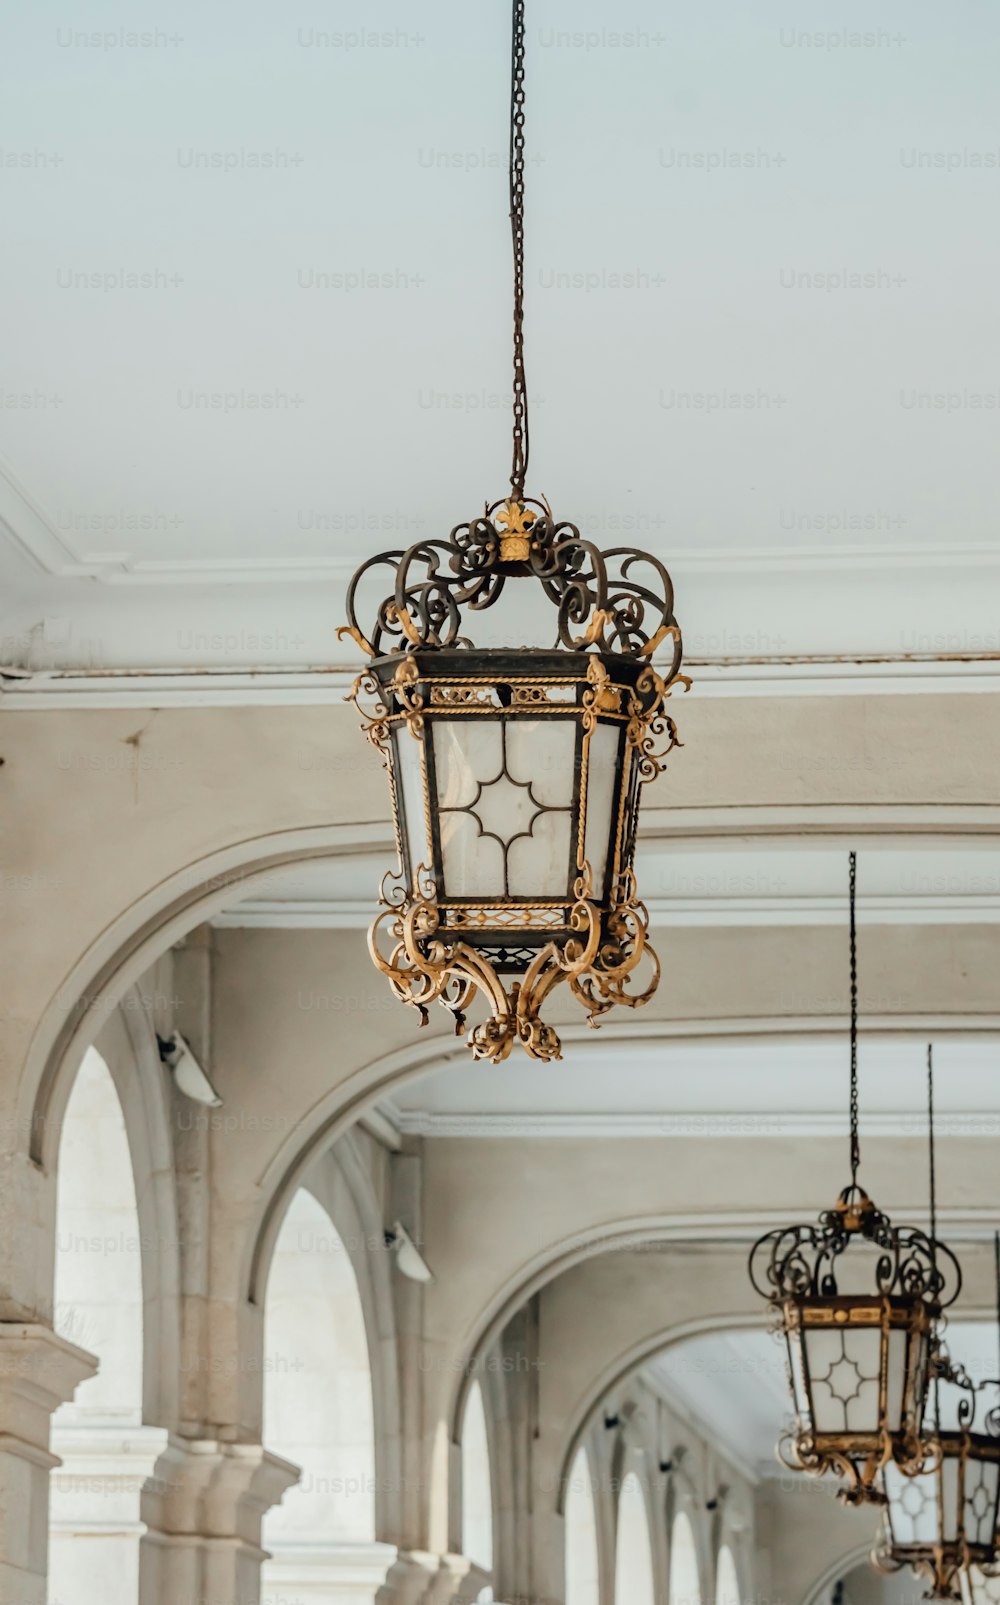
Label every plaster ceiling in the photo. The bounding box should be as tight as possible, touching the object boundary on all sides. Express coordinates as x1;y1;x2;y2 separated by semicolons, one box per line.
2;0;1000;674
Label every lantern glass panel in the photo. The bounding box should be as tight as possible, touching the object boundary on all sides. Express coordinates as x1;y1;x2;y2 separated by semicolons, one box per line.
787;1330;811;1423
431;716;577;900
885;1326;908;1432
582;722;624;900
965;1453;1000;1547
803;1325;884;1434
884;1462;939;1545
395;728;431;887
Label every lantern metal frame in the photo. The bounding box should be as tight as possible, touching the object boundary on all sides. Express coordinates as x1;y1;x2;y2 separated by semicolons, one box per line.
747;862;962;1505
875;1357;1000;1601
340;501;686;1061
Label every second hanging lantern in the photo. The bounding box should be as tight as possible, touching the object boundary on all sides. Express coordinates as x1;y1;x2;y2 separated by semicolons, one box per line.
748;855;962;1503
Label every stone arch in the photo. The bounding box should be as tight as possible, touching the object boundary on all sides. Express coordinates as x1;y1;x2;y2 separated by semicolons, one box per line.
801;1543;880;1605
302;1130;404;1541
564;1443;601;1605
716;1543;741;1605
90;996;181;1427
48;1041;167;1604
18;988;182;1427
614;1465;656;1605
460;1379;494;1575
259;1182;396;1601
667;1506;702;1605
22;825;392;1174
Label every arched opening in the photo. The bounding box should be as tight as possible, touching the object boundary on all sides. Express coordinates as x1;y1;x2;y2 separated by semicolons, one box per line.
615;1470;655;1605
565;1446;600;1605
262;1186;390;1602
461;1378;495;1592
669;1510;702;1605
716;1543;741;1605
48;1046;159;1603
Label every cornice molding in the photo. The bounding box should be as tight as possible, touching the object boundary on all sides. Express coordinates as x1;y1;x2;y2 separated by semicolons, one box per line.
384;1108;1000;1139
4;658;1000;708
213;891;1000;930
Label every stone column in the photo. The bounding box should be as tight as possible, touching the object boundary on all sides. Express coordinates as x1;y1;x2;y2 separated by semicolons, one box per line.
140;1436;299;1605
0;1321;98;1605
48;1421;170;1603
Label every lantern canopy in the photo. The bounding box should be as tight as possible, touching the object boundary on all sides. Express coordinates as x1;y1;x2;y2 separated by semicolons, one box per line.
878;1363;1000;1601
341;500;686;1061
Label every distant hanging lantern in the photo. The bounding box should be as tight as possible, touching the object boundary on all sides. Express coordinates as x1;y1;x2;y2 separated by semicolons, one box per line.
339;0;687;1062
748;863;962;1504
875;1063;1000;1598
878;1367;1000;1601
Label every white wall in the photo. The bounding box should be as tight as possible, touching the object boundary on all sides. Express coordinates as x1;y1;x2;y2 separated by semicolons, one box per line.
565;1448;600;1605
615;1471;655;1605
48;1047;151;1605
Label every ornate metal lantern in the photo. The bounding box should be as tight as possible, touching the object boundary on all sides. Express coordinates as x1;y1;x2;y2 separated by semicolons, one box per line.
748;864;961;1504
878;1361;1000;1600
339;0;686;1061
880;1227;1000;1602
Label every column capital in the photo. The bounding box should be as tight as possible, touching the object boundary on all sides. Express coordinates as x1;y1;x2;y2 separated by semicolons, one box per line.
0;1320;98;1464
147;1434;300;1555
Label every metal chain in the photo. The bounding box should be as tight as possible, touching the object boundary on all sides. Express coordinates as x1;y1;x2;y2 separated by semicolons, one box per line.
508;0;529;499
849;850;860;1185
927;1043;937;1252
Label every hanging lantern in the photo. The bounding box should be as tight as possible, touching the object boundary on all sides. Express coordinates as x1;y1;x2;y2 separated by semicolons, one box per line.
877;1363;1000;1600
879;1226;1000;1602
339;0;687;1062
748;865;961;1504
875;1068;1000;1599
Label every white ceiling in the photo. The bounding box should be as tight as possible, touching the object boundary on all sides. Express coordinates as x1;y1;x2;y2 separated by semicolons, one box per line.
3;0;1000;676
647;1322;1000;1478
379;1035;1000;1136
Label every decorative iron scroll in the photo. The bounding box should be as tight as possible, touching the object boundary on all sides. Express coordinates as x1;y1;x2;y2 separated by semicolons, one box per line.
339;496;683;671
748;1185;963;1310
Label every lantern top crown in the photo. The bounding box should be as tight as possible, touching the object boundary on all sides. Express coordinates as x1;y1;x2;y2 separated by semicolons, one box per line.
932;1350;1000;1438
338;495;684;671
748;1186;963;1308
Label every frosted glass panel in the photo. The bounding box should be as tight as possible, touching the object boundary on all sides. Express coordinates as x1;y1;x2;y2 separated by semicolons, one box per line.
804;1326;882;1433
941;1454;962;1542
507;809;572;896
433;717;576;898
885;1463;938;1545
434;721;502;809
396;731;432;882
787;1331;810;1421
438;811;507;897
506;718;575;806
885;1328;907;1432
582;723;621;897
965;1457;999;1546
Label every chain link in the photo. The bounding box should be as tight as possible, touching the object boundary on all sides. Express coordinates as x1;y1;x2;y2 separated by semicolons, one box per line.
509;0;529;499
927;1042;937;1253
849;850;860;1185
